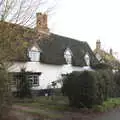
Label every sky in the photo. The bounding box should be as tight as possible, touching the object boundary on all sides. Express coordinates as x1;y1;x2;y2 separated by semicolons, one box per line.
47;0;120;59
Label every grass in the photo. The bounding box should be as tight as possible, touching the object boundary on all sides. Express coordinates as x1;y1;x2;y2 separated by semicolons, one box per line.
14;96;120;114
13;96;69;119
13;108;63;119
93;98;120;112
14;96;70;111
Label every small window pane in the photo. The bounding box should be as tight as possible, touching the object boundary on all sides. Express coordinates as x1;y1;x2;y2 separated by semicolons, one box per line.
29;51;40;61
27;75;39;87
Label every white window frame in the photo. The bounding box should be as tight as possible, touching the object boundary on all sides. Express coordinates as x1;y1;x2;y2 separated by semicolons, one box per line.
27;75;39;87
29;50;40;62
84;53;90;66
64;48;72;64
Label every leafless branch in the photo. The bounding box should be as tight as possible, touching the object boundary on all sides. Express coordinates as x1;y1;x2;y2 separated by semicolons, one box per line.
0;0;57;26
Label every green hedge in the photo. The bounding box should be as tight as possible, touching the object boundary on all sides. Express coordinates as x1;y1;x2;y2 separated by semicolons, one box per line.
62;70;114;108
93;98;120;112
0;67;12;118
114;70;120;97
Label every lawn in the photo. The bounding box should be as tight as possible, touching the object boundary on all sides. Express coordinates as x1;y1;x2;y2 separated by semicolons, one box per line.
14;96;120;112
93;98;120;112
14;95;70;111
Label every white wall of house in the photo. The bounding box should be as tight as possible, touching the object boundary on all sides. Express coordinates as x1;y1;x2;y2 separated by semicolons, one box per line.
8;62;93;89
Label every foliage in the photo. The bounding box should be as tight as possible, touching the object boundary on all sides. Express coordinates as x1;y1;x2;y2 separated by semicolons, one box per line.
91;63;112;70
94;48;120;69
0;22;35;62
17;68;32;98
0;65;12;119
97;69;114;100
93;98;120;112
114;70;120;97
62;70;114;108
62;71;97;108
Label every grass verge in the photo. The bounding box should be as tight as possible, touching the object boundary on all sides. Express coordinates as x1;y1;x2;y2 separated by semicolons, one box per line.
14;96;120;113
12;107;63;119
93;98;120;112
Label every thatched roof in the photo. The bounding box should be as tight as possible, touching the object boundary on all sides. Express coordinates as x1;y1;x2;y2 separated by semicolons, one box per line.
38;33;99;66
0;21;99;66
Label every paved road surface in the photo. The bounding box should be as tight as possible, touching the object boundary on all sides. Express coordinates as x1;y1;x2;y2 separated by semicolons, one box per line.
12;105;120;120
93;108;120;120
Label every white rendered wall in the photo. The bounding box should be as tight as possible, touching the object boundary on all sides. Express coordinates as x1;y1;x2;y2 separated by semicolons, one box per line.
8;62;93;89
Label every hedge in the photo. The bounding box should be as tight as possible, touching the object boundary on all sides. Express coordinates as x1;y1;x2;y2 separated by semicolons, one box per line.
62;70;114;108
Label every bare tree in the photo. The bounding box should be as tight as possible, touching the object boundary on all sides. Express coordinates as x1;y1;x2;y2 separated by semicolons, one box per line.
0;0;57;27
0;0;58;119
0;0;58;61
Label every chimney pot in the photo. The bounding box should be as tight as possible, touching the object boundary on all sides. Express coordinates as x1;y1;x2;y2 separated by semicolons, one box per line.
110;48;113;55
36;12;49;34
96;39;101;50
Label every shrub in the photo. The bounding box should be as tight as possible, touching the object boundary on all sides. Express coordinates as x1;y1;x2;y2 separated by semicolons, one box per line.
97;69;114;100
114;70;120;97
62;70;114;108
93;98;120;112
17;68;32;98
0;66;12;119
91;63;112;70
62;71;98;108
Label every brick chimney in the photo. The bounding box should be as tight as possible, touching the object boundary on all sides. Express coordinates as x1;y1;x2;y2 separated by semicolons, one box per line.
110;48;113;56
96;39;101;50
36;13;49;34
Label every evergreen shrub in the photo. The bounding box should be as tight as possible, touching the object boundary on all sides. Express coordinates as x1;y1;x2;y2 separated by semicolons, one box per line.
62;70;114;108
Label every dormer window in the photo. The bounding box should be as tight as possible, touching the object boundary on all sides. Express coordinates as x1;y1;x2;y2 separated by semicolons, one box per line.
96;53;102;61
84;53;90;66
64;48;72;64
28;45;41;62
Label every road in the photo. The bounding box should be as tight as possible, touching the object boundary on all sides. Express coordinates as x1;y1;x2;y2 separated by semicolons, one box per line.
12;105;120;120
93;108;120;120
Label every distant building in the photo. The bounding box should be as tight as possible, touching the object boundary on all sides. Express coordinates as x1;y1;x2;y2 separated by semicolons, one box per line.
94;39;120;70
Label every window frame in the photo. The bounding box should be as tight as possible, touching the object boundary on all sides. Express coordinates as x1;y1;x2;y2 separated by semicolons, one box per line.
27;74;39;87
28;50;40;62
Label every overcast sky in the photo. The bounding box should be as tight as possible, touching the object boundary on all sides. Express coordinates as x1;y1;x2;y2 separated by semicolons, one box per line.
47;0;120;59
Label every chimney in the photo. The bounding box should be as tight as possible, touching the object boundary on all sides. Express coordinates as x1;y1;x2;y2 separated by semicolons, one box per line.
110;48;113;56
96;39;101;50
36;13;49;34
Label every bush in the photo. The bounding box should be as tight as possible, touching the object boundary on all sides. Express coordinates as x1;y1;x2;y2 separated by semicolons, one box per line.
93;98;120;112
97;69;114;100
17;68;32;98
114;70;120;97
0;66;12;119
91;63;112;70
62;70;114;108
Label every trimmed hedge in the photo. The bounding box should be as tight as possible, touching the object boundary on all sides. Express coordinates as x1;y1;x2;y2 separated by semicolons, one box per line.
62;70;114;108
114;70;120;97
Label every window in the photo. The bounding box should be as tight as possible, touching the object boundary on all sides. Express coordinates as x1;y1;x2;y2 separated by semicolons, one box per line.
28;46;40;62
96;53;102;61
29;51;40;62
64;48;72;64
27;75;39;87
84;53;90;66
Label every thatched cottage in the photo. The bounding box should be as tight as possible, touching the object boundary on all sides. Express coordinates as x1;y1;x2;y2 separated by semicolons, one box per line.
1;13;98;90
